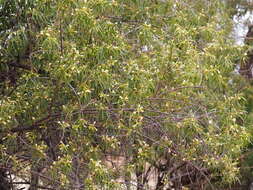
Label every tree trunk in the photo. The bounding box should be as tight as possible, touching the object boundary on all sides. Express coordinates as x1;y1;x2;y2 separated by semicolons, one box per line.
29;164;40;190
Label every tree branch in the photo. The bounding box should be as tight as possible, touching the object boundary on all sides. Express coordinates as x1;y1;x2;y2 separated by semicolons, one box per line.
7;61;31;71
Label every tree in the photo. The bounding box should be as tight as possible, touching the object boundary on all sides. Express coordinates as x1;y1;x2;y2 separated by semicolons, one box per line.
0;0;250;189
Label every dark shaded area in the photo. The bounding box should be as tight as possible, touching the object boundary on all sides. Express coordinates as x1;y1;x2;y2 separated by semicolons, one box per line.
239;25;253;78
0;168;10;190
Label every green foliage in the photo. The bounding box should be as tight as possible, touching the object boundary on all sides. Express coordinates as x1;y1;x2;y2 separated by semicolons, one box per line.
0;0;251;189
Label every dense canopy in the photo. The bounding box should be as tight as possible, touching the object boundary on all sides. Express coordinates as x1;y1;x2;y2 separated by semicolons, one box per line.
0;0;252;189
